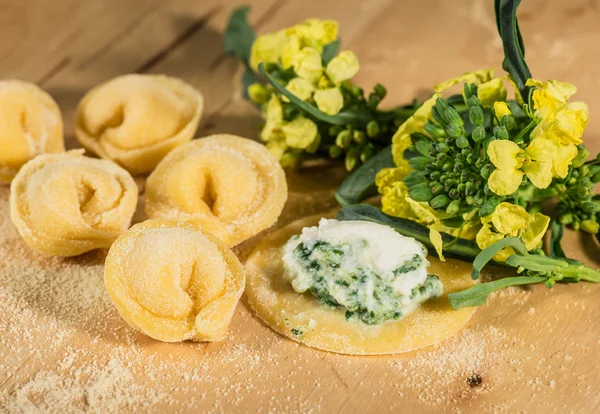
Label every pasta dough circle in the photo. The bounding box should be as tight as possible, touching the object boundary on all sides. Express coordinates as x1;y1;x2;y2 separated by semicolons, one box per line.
244;215;477;355
145;134;288;246
10;150;138;256
75;74;203;175
0;80;64;183
104;219;245;342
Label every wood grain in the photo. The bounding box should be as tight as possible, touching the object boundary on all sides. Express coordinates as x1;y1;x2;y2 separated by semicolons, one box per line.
1;0;600;412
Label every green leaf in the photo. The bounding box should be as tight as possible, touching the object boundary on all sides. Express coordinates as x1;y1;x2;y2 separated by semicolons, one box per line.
322;40;340;65
448;275;547;309
224;6;255;64
471;237;528;280
494;0;532;99
336;204;481;260
335;147;394;207
258;63;370;127
549;220;567;259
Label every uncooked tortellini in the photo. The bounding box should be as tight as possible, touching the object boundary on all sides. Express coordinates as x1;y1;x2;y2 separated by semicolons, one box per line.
0;80;64;183
10;150;138;256
145;134;288;246
75;74;203;175
104;219;245;342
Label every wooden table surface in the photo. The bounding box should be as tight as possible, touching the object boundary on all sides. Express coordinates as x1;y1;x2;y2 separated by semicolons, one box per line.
1;0;600;412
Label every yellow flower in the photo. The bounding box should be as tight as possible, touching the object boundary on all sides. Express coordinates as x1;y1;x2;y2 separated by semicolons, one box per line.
250;30;289;70
248;83;271;105
325;51;359;85
260;95;283;142
286;19;338;52
391;94;440;168
313;87;344;115
529;119;579;178
486;140;525;195
291;47;323;83
434;69;495;93
266;137;287;160
477;78;507;107
476;202;550;262
493;101;512;120
285;78;315;101
526;78;577;119
281;34;301;69
487;137;558;194
282;117;318;149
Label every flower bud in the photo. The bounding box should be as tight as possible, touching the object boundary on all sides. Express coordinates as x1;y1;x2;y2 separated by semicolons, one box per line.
469;106;484;126
577;186;590;199
366;120;380;138
457;183;466;194
329;145;343;159
248;83;271;105
463;83;478;101
444;107;464;127
280;152;302;170
446;200;461;215
431;184;445;195
572;147;590;168
467;95;482;108
472;126;486;143
493;126;509;140
559;213;574;225
336;130;352;148
580;220;599;234
478;196;502;217
431;106;446;126
446;124;465;138
345;147;360;171
480;164;493;180
456;136;470;149
409;183;434;202
360;146;374;163
328;125;342;137
430;194;451;209
500;115;516;131
430;171;441;181
353;130;366;144
425;122;446;138
592;172;600;183
374;83;387;99
409;156;430;171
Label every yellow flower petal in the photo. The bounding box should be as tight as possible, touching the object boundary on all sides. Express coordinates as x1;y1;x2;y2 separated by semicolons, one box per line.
391;94;439;166
248;83;271;105
524;160;553;189
548;101;588;145
522;213;550;251
282;117;318;149
250;30;289;70
552;143;578;178
476;222;505;249
376;167;409;192
487;140;523;169
526;79;577;102
380;181;415;219
434;69;495;93
524;136;554;162
429;228;445;261
313;87;344;115
477;78;507;107
286;19;338;52
285;78;315;101
281;34;301;69
260;95;283;142
493;101;512;120
291;47;323;83
326;51;359;85
526;79;578;119
266;138;287;160
487;168;524;196
491;202;530;235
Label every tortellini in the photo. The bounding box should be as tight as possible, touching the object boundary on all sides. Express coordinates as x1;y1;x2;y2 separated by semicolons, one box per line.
10;150;138;256
75;74;203;175
104;219;245;342
145;134;288;246
0;80;64;183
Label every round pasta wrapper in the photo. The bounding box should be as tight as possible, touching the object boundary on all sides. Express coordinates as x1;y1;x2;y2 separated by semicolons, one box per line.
104;219;245;342
75;74;203;175
245;215;477;355
0;80;64;183
10;150;138;257
145;134;287;247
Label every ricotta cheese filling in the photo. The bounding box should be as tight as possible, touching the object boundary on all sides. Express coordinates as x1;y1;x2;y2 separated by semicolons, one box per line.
282;218;443;325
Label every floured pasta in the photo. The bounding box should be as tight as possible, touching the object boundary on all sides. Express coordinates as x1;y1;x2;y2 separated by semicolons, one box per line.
10;150;138;256
244;215;477;355
75;74;203;175
145;134;287;246
0;80;64;183
104;219;245;342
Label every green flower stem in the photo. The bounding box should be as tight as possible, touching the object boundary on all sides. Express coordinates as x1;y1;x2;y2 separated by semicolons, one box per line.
512;119;536;142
